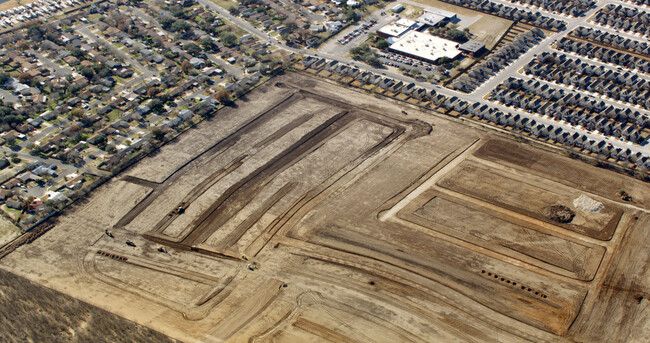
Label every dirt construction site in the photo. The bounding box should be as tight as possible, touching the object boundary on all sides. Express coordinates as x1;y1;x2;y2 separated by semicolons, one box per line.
0;72;648;342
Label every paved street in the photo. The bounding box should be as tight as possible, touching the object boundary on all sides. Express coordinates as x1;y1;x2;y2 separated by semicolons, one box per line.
0;90;18;104
27;49;72;77
76;25;156;78
13;0;644;182
0;146;109;176
133;3;244;77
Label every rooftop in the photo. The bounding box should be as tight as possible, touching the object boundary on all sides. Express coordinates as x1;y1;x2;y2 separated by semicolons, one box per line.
377;18;418;38
417;12;447;26
377;23;411;38
458;40;486;53
389;31;462;62
395;18;417;28
423;7;457;19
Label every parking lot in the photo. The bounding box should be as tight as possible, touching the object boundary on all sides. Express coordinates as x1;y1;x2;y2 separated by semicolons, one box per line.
336;19;378;45
378;51;452;80
318;10;394;56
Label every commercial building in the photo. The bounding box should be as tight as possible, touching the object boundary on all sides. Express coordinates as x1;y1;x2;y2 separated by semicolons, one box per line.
423;7;457;20
416;12;448;27
388;31;462;63
416;8;457;28
377;18;418;38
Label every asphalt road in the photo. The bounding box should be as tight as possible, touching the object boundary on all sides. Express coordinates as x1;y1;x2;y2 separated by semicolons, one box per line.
76;25;156;78
132;4;244;77
27;49;72;77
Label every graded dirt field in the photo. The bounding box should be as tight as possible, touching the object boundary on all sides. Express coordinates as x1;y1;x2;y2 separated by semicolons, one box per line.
0;72;648;343
0;215;20;247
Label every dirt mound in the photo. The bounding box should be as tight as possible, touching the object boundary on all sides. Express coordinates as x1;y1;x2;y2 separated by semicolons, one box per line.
546;205;575;223
573;195;603;212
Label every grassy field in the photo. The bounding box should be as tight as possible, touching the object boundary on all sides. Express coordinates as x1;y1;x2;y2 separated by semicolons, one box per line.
0;215;20;247
467;15;513;49
209;0;237;10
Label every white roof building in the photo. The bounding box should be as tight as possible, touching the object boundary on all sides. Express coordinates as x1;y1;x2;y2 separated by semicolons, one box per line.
395;18;417;28
417;7;457;27
423;7;457;19
377;24;410;38
417;12;447;26
347;0;361;7
377;18;417;38
388;31;462;63
391;4;404;13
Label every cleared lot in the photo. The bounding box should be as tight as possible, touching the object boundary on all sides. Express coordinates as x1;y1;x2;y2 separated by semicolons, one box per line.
0;72;648;343
437;160;623;240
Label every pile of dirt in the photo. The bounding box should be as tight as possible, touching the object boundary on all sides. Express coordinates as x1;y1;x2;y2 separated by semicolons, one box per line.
546;205;575;223
573;195;603;212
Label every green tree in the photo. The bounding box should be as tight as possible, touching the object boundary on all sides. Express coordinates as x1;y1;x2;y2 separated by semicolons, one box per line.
5;136;16;147
446;29;468;43
79;66;95;79
27;25;44;42
228;6;240;16
70;47;85;58
220;33;238;48
183;42;201;56
152;127;165;141
171;20;190;33
350;44;369;59
437;57;452;66
0;72;10;86
92;133;107;146
148;99;164;113
376;39;389;50
67;84;82;94
105;144;116;154
200;37;214;51
160;16;176;30
345;9;359;22
365;55;383;68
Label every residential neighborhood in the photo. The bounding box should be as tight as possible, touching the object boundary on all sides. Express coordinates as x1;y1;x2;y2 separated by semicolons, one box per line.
0;0;288;232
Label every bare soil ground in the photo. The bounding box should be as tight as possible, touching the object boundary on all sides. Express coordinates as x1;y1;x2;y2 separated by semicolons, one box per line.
401;190;605;280
466;14;513;49
475;139;650;207
0;215;20;247
437;160;623;240
0;72;648;343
